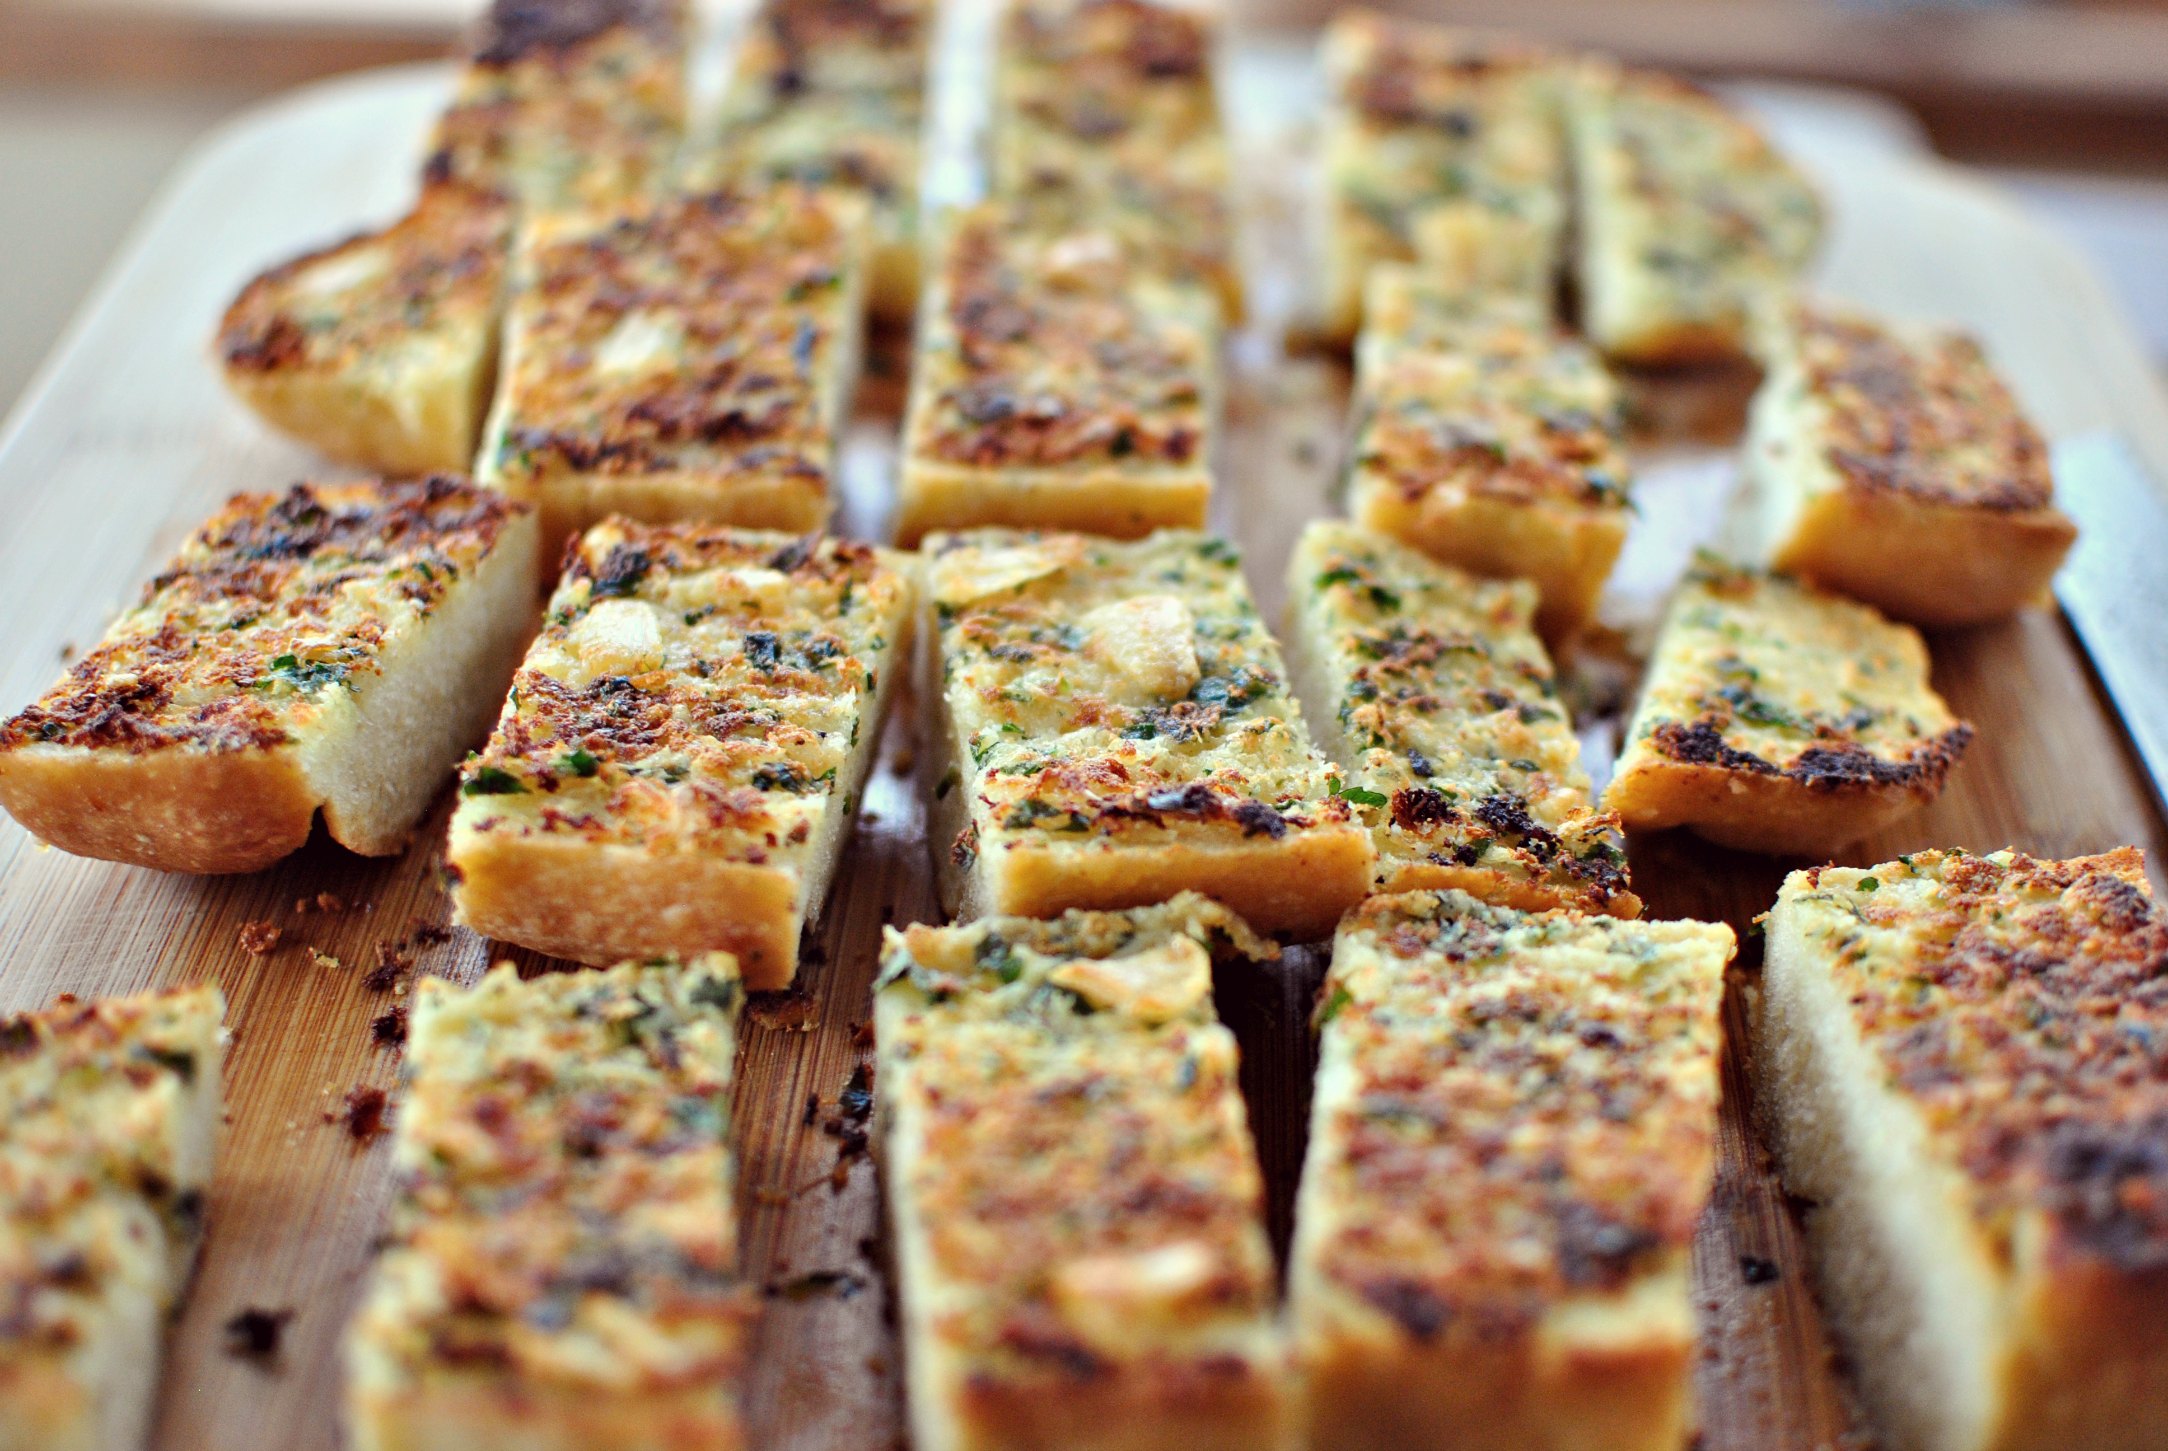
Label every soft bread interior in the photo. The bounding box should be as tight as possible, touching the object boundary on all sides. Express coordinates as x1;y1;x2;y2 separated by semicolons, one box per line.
1760;902;2008;1451
303;510;540;855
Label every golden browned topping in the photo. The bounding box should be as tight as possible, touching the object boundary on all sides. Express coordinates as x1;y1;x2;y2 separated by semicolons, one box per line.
994;0;1235;304
1353;315;1631;511
913;212;1214;471
1310;891;1728;1336
1780;849;2168;1269
1323;14;1562;264
218;183;509;378
453;521;909;857
0;478;522;756
1625;553;1972;791
1292;523;1634;913
426;0;687;212
1789;304;2055;512
482;187;858;492
876;896;1280;1392
713;0;929;239
927;530;1358;863
360;958;749;1386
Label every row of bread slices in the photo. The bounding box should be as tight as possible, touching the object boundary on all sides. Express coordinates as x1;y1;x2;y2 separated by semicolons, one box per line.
7;845;2162;1451
0;493;1983;978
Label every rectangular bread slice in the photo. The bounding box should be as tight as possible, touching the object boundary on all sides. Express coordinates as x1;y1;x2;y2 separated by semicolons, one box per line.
1317;13;1565;345
1744;300;2077;627
346;957;751;1451
1290;890;1730;1451
922;528;1374;940
424;0;690;216
873;895;1291;1451
1283;521;1638;916
895;208;1219;545
992;0;1241;320
1346;302;1632;643
217;182;512;476
1567;62;1821;366
446;522;913;988
705;0;933;323
0;478;538;873
1604;552;1973;856
474;186;868;557
1758;847;2168;1451
0;985;226;1451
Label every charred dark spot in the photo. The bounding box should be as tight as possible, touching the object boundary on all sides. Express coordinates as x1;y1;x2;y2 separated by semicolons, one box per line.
588;543;653;599
1390;786;1459;833
1231;800;1287;839
1554;1203;1660;1289
223;1306;294;1361
472;0;667;66
1360;1278;1452;1342
1650;719;1779;774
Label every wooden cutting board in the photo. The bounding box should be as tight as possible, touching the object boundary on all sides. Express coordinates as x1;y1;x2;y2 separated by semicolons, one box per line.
3;47;2166;1451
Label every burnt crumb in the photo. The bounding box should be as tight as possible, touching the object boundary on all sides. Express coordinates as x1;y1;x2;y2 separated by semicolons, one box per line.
363;942;411;993
411;923;453;947
223;1306;295;1362
746;991;820;1033
370;1007;409;1048
1739;1255;1780;1285
765;1268;867;1302
799;938;829;969
803;1091;822;1127
333;1085;391;1143
238;921;284;957
836;1063;875;1121
296;892;347;915
851;1021;876;1049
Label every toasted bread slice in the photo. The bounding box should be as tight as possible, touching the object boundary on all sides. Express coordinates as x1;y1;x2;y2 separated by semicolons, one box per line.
1745;301;2077;627
1567;62;1821;366
895;209;1218;545
705;0;932;322
1603;553;1972;856
874;896;1291;1451
1318;13;1565;345
476;186;868;558
1284;522;1637;915
446;522;913;987
424;0;690;215
1291;890;1730;1451
1759;847;2168;1451
0;479;537;873
993;0;1242;320
922;528;1375;939
1346;302;1631;643
217;182;511;476
346;957;751;1451
0;986;226;1451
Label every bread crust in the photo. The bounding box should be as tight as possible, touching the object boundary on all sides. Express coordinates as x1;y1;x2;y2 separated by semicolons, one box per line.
0;743;322;875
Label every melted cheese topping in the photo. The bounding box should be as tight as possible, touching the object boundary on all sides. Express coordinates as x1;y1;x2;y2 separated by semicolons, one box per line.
1770;301;2058;511
992;0;1237;305
1290;522;1633;912
1322;15;1563;289
453;522;910;862
1;986;224;1350
1571;64;1821;349
1351;309;1632;512
1773;848;2168;1268
356;958;749;1390
0;479;523;757
1615;553;1971;788
1301;890;1728;1338
906;209;1217;474
711;0;930;260
876;897;1281;1389
926;529;1358;867
425;0;688;214
481;187;861;499
219;182;509;387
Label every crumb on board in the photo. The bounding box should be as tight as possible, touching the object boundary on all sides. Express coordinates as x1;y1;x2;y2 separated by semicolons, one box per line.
328;1084;390;1142
308;949;342;971
370;1007;408;1048
238;921;283;956
363;941;412;993
223;1306;295;1362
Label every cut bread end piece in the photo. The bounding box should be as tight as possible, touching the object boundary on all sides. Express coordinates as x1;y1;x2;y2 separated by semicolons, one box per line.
0;479;538;873
1758;848;2168;1451
217;182;510;477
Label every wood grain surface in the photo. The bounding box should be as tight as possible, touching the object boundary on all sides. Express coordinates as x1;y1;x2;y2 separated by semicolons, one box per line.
2;48;2167;1451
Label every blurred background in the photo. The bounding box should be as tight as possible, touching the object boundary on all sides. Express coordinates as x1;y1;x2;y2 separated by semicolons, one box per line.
2;0;2165;414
